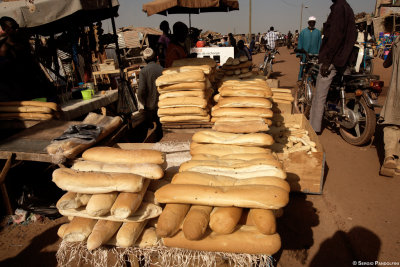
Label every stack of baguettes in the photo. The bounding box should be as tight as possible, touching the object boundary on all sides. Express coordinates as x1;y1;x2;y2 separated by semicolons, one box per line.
155;58;217;124
211;77;274;133
215;56;253;81
52;146;166;251
154;129;290;256
0;101;58;121
271;88;294;105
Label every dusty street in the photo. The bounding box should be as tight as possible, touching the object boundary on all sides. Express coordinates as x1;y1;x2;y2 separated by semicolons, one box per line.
0;48;399;267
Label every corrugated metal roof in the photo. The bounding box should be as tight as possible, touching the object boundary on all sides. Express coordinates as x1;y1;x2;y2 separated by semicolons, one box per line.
110;26;162;49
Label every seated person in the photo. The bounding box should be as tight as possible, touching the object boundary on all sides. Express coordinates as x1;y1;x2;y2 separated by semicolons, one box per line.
236;40;252;61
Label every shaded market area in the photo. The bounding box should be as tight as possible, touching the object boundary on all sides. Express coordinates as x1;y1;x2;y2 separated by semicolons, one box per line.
0;0;399;266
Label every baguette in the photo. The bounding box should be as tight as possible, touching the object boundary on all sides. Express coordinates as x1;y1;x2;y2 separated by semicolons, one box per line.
110;179;150;219
156;71;205;86
0;112;53;120
87;220;122;250
190;143;270;156
191;153;275;161
212;107;273;118
158;97;207;108
209;207;242;234
180;158;282;171
211;117;272;125
163;65;212;75
155;184;289;209
219;89;272;98
56;192;92;210
182;205;213;240
82;147;165;165
172;171;290;192
57;223;69;238
159;91;206;100
158;107;208;117
0;101;58;111
0;106;53;113
163;226;281;255
192;130;274;147
63;217;97;242
137;227;159;248
248;209;276;235
216;97;272;109
116;221;147;247
52;168;144;194
158;82;207;92
160;115;210;123
72;161;164;179
271;88;292;93
213;119;269;133
156;204;191;238
86;192;118;216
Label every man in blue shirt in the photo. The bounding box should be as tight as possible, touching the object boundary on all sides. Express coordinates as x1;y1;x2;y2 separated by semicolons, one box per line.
297;16;322;81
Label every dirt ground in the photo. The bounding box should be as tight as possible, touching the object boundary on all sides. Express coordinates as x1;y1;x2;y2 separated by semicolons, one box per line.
0;48;399;267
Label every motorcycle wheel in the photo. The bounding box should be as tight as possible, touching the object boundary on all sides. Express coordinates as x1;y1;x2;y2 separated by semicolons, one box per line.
263;61;272;78
294;78;314;119
339;97;376;146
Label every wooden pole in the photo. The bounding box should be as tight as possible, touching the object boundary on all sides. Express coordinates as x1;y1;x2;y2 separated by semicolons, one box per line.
300;3;304;33
249;0;252;42
0;154;14;215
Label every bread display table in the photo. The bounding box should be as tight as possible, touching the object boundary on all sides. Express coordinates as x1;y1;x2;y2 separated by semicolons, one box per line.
61;89;118;121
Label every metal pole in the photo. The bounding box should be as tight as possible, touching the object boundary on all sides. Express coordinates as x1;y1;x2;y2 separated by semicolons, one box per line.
249;0;252;41
189;13;192;29
300;3;303;33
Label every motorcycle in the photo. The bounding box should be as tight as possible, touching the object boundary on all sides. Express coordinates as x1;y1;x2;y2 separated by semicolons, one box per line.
294;49;384;146
259;47;279;78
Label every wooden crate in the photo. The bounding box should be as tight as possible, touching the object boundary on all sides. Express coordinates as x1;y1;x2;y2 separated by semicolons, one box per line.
276;113;325;194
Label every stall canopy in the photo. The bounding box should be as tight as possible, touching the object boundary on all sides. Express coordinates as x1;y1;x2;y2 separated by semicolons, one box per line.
142;0;239;16
0;0;119;34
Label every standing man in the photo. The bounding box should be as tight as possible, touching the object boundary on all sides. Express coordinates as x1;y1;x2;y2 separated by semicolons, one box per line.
297;16;322;81
157;20;170;68
379;35;400;177
264;26;279;50
138;48;164;139
309;0;357;133
165;21;188;68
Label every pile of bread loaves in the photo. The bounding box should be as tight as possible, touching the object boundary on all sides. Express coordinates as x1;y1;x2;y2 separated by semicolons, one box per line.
0;101;58;121
212;77;273;133
270;88;294;105
215;56;253;80
154;130;290;255
155;58;217;124
53;147;165;250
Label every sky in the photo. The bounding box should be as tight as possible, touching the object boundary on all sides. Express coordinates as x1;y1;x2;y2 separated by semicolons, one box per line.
109;0;376;35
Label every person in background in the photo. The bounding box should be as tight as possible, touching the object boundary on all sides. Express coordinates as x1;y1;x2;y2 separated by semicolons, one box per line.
249;36;255;55
379;34;400;177
297;16;322;81
236;40;252;61
354;22;373;73
157;20;170;68
264;26;279;50
294;30;299;46
165;21;188;68
196;38;206;47
287;30;293;49
137;48;164;139
309;0;356;134
222;37;229;47
228;33;237;54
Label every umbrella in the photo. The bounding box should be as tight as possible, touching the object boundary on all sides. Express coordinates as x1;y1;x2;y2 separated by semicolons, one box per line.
0;0;119;34
142;0;239;27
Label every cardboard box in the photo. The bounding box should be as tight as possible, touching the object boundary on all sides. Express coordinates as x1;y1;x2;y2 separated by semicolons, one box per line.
276;113;325;194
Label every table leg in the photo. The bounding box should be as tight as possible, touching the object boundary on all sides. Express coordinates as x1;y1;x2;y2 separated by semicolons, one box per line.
0;154;14;215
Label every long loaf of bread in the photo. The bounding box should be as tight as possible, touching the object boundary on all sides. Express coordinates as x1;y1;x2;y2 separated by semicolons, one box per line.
160;115;210;123
158;97;207;108
155;184;289;209
190;153;275;161
82;147;165;165
52;168;144;194
172;171;290;192
219;89;272;98
156;204;190;238
163;226;281;255
216;97;272;109
248;209;276;235
86;192;118;216
72;161;164;179
182;205;213;240
63;217;97;242
159;91;206;100
213;119;269;133
180;158;282;171
212;107;273;118
87;220;122;250
190;143;270;156
158;107;208;117
209;207;242;234
192;130;274;147
57;192;91;210
163;65;212;75
156;71;205;86
110;179;150;219
158;81;207;92
116;221;147;248
0;101;58;111
0;106;53;113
